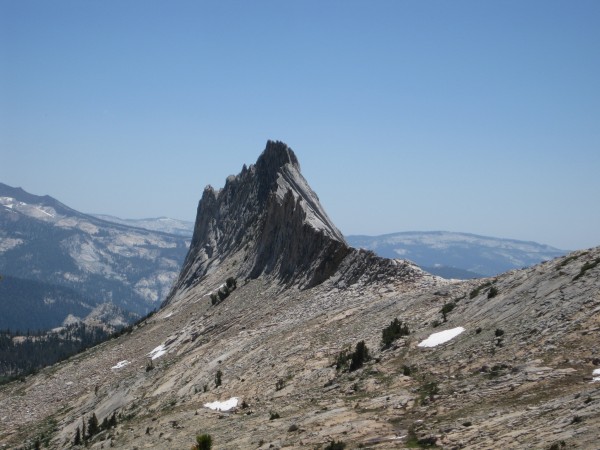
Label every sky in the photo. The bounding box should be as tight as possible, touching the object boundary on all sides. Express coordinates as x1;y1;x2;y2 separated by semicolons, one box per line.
1;1;599;250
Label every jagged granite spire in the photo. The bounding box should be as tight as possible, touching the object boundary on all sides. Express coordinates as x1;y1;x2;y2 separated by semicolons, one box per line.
166;140;429;302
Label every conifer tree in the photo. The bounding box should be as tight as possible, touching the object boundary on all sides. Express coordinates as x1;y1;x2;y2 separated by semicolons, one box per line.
87;413;99;438
73;426;81;446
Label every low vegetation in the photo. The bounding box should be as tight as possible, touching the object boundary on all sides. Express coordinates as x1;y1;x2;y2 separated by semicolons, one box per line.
469;281;493;299
335;340;371;372
440;302;456;322
210;277;237;306
0;323;115;384
381;318;410;349
573;257;600;281
74;412;117;445
194;433;213;450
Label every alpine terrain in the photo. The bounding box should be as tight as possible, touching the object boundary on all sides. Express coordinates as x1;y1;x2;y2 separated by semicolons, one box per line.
0;141;598;449
0;183;190;328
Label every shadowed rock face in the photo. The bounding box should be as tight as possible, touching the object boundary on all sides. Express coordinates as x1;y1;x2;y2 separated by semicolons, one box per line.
172;141;348;293
169;140;428;300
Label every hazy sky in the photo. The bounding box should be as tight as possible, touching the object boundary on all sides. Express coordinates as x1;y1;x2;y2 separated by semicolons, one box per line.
1;1;599;250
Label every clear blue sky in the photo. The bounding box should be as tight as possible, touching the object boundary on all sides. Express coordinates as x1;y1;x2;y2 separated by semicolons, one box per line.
1;1;599;250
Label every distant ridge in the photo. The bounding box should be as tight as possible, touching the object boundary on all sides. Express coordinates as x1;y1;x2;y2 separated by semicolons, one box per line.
347;230;566;277
0;182;189;323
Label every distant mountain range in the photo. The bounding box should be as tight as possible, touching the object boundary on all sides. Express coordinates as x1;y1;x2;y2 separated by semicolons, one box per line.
0;183;190;330
91;214;194;237
88;216;568;280
346;231;567;278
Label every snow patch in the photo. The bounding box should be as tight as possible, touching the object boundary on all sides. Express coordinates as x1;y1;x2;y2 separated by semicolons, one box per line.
204;397;239;411
148;344;167;360
418;327;465;347
593;368;600;382
111;360;130;370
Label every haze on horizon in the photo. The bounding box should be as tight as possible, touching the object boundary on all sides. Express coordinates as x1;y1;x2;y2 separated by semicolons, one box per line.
1;1;599;251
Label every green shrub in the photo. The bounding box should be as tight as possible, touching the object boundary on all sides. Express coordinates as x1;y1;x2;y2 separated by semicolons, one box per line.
381;318;410;348
225;277;237;289
440;302;455;322
470;281;492;299
419;381;439;402
269;411;280;420
335;349;350;371
324;440;346;450
275;378;285;391
573;257;600;281
214;370;222;387
487;286;498;298
210;278;238;306
195;433;212;450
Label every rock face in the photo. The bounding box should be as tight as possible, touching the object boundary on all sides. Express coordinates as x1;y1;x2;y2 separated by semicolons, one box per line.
170;140;428;298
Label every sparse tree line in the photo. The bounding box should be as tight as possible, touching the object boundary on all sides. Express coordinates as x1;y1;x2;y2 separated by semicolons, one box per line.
0;323;112;384
73;412;118;446
0;309;159;386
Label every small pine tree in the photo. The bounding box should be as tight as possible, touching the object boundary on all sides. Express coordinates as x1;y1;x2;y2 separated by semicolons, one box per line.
108;412;118;428
217;286;229;301
335;349;350;371
381;318;410;348
225;277;237;290
196;433;212;450
73;426;81;446
349;340;370;372
324;440;346;450
81;417;86;442
440;302;456;322
87;413;99;438
215;370;222;387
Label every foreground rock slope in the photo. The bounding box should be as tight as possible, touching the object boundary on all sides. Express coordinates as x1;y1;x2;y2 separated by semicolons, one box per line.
1;142;599;449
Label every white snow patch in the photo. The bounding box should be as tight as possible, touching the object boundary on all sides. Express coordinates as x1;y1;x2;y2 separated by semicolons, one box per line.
111;360;130;370
593;368;600;382
204;397;239;411
418;327;465;348
148;344;167;360
164;312;173;319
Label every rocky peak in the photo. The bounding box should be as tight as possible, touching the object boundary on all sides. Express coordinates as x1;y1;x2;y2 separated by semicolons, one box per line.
169;141;430;302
